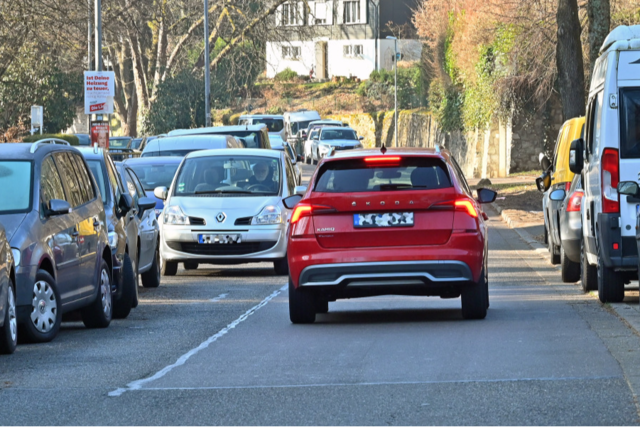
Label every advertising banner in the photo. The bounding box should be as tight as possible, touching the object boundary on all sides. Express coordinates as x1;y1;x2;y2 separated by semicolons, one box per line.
90;121;110;149
84;71;115;115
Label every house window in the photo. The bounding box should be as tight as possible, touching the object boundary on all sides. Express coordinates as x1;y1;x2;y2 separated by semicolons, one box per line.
343;44;363;58
343;1;360;24
282;2;299;26
282;46;301;60
312;1;329;25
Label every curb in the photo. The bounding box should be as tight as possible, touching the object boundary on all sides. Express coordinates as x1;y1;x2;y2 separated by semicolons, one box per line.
487;203;549;258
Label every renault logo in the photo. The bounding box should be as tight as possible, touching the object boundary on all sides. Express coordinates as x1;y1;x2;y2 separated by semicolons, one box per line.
216;212;227;223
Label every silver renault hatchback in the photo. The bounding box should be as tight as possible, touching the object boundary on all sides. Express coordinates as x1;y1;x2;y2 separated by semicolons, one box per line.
155;149;297;275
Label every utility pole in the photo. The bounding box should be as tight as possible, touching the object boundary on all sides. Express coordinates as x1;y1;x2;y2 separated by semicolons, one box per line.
387;36;398;148
95;0;102;72
87;0;92;133
204;0;212;127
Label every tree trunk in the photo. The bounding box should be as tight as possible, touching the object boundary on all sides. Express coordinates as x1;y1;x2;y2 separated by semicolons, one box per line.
556;0;586;120
587;0;610;76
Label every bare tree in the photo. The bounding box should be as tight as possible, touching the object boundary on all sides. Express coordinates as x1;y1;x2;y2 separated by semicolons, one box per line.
587;0;610;74
556;0;585;119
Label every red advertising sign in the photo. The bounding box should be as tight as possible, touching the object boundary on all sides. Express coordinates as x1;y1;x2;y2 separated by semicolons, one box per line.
90;121;110;149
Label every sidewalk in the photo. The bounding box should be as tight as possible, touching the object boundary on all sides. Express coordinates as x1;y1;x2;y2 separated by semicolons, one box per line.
487;202;640;337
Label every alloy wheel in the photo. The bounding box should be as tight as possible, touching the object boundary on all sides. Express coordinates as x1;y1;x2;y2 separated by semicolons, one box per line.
30;281;57;333
8;286;17;343
100;268;112;316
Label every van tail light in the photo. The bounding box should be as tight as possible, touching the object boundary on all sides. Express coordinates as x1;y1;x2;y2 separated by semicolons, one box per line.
602;148;619;213
290;204;335;238
566;190;583;212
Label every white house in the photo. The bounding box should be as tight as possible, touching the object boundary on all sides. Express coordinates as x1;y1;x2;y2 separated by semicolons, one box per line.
266;0;422;81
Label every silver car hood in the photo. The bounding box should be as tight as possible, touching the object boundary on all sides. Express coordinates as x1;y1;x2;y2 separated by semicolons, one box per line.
172;196;283;223
1;213;28;243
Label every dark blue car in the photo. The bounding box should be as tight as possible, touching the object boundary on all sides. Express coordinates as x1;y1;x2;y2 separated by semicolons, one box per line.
122;157;182;217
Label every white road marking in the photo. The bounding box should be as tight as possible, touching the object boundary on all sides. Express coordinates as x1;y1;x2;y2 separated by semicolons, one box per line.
108;284;288;397
210;293;228;302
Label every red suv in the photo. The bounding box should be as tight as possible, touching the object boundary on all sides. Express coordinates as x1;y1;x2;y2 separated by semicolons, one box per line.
284;148;497;323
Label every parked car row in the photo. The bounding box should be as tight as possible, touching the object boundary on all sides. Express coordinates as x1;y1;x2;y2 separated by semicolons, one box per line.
537;24;640;303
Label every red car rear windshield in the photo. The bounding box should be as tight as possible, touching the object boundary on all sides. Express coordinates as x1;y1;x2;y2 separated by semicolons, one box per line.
315;157;452;193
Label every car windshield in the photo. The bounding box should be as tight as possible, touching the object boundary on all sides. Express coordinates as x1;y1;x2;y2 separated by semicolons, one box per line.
285;144;296;160
321;129;357;141
87;160;108;203
291;120;313;134
128;162;180;191
252;118;284;132
0;161;32;213
110;138;131;148
315;158;452;193
131;138;143;149
174;155;281;197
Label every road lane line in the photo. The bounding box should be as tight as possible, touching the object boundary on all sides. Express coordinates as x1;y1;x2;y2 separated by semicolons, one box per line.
210;293;228;302
108;284;288;397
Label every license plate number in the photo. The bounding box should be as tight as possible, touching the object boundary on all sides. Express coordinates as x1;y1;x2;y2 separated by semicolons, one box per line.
353;212;414;228
198;234;241;244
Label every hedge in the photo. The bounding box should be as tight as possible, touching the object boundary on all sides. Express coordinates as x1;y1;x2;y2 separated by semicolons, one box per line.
23;134;80;146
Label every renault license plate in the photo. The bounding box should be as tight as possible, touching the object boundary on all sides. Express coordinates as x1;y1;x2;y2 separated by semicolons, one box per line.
198;234;241;244
353;212;414;228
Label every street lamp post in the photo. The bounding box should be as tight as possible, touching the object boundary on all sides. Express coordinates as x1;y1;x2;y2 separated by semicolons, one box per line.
387;36;398;148
204;0;211;127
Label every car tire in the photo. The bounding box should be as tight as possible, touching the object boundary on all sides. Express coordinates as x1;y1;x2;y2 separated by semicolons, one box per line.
597;244;625;303
580;240;597;292
273;258;289;275
0;281;17;354
288;278;316;324
315;298;329;314
461;268;488;320
548;229;560;265
141;245;161;288
544;226;548;245
132;255;139;309
81;259;112;329
184;262;199;270
161;257;177;276
113;253;135;319
561;246;580;283
22;270;62;343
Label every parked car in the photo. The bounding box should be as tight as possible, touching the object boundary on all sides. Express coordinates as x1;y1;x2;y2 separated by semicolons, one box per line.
0;223;17;354
73;134;92;146
269;135;302;185
238;115;285;139
154;148;297;275
109;137;135;161
122;157;183;218
537;117;584;265
168;125;272;150
305;119;348;136
141;135;242;157
303;127;320;165
115;163;161;288
568;24;640;302
1;140;112;342
284;147;496;323
311;126;364;163
549;174;585;285
284;110;321;154
78;147;140;318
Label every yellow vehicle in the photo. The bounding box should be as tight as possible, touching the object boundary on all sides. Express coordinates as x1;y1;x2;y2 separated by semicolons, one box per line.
537;116;585;265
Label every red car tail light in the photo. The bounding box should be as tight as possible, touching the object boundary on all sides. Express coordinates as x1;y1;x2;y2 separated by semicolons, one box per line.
454;200;478;218
364;156;401;164
566;190;583;212
602;148;619;214
290;204;335;238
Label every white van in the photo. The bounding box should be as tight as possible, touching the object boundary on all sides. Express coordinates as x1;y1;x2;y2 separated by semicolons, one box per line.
141;135;243;157
570;25;640;302
283;110;321;154
238;115;285;139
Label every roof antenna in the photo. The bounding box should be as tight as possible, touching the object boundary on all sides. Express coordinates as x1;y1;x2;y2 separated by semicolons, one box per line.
380;144;387;155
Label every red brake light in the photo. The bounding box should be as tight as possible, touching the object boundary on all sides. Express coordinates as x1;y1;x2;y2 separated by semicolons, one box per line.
602;148;619;213
364;156;401;164
566;190;583;212
454;200;478;218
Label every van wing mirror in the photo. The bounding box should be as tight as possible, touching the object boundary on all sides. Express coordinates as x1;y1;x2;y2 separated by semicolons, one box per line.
569;138;584;174
154;186;168;201
536;171;551;193
119;193;133;212
539;153;551;172
47;199;71;216
617;181;640;198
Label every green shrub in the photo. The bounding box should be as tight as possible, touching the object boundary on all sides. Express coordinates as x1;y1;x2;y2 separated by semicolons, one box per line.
23;134;79;146
274;68;299;82
229;113;243;125
266;105;284;114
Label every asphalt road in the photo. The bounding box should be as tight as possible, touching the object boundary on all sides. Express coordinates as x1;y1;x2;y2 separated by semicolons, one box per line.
1;164;640;425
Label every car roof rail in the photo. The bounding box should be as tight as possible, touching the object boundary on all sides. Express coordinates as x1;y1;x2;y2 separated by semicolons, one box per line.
29;138;71;153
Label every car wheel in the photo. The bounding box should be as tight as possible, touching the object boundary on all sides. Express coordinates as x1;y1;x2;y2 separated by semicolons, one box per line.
22;270;62;343
580;239;597;292
288;278;316;324
548;229;560;265
0;281;17;354
113;253;135;319
305;152;311;165
273;258;289;275
161;256;177;276
461;268;488;320
561;246;580;283
597;243;625;303
81;259;112;328
544;226;548;245
184;262;199;270
141;245;161;288
312;150;318;165
315;298;329;314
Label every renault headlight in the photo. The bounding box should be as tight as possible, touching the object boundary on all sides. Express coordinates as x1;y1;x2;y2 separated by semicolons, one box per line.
252;205;283;225
164;205;190;225
11;248;20;267
108;231;119;249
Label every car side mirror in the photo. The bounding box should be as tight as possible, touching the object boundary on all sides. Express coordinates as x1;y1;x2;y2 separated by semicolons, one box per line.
297;154;304;162
283;194;303;210
119;193;133;212
617;181;640;198
46;199;71;216
539;153;551;172
476;188;497;204
536;171;551;193
154;186;168;201
569;138;584;174
549;189;566;201
294;185;307;195
138;197;156;212
359;136;364;141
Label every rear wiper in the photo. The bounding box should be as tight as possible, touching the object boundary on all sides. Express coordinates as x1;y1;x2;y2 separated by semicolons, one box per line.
379;184;413;191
